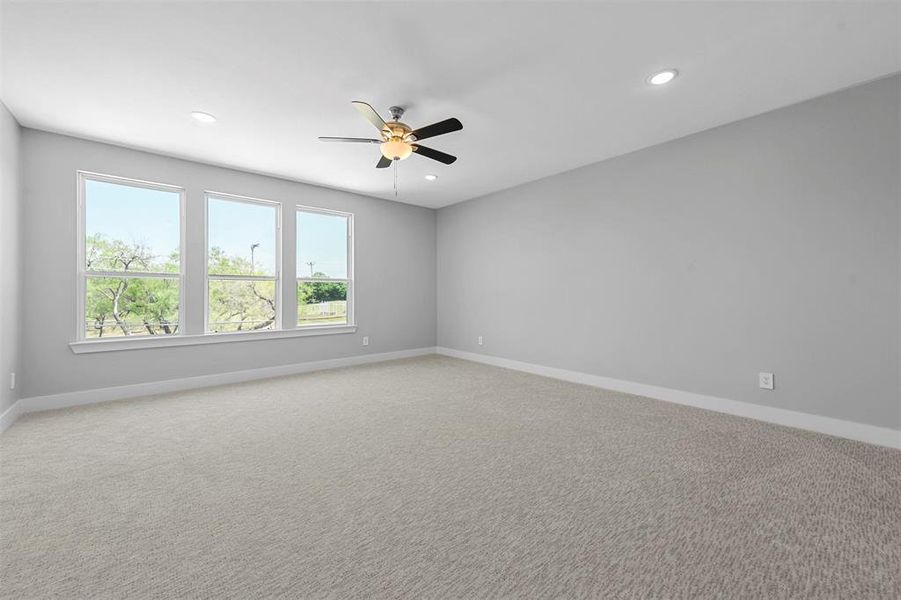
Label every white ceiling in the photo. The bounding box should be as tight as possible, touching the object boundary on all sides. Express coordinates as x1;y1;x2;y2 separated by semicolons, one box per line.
1;1;898;209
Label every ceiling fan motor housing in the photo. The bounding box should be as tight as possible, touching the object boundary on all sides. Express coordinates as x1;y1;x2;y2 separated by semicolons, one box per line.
381;121;414;141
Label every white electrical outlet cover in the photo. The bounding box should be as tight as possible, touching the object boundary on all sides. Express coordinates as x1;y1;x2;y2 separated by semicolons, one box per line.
759;372;774;390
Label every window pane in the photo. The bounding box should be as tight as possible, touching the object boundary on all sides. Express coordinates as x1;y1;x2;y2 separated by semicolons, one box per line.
297;281;347;327
85;277;179;338
208;279;276;332
85;179;180;273
297;211;347;279
208;198;277;276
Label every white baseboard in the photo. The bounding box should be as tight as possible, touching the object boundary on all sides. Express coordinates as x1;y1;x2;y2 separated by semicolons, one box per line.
1;347;437;433
436;347;901;450
0;400;23;433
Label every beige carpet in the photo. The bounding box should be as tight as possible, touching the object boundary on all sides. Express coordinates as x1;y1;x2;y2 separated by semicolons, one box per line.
1;355;899;599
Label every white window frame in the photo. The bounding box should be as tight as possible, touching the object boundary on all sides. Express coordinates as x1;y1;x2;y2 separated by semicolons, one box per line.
296;204;355;329
69;178;358;353
75;171;187;342
204;190;283;335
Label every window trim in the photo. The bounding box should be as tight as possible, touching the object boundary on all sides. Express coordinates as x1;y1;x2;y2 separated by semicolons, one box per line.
296;204;355;328
204;190;283;335
75;171;187;342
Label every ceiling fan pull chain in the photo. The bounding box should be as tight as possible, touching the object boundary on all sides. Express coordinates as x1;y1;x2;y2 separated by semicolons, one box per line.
394;160;398;197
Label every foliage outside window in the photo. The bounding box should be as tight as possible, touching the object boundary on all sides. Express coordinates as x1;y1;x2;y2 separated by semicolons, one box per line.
207;194;280;333
81;175;183;338
297;208;352;327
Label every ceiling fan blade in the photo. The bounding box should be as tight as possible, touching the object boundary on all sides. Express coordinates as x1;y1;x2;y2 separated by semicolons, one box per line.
319;136;381;144
352;101;388;132
412;144;457;165
376;156;393;169
411;118;462;141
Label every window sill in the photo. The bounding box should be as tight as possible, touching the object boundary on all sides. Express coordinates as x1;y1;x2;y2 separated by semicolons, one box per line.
69;325;358;354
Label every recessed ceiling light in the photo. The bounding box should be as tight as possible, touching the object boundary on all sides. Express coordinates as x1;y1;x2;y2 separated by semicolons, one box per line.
648;69;678;86
191;111;217;123
424;174;438;181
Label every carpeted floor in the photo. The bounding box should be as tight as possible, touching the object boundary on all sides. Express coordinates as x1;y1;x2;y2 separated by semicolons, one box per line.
1;355;899;599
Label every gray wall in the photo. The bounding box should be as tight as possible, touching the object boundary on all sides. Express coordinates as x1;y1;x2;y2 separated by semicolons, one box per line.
0;102;22;414
438;75;901;429
20;130;437;398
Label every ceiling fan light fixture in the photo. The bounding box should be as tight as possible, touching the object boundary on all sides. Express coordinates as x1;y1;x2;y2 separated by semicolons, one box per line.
380;138;413;161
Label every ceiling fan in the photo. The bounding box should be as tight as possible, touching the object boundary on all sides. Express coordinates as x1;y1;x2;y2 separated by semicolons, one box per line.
319;102;462;169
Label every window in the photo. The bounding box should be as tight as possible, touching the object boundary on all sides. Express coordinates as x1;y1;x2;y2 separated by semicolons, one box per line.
296;207;353;327
72;173;357;352
206;193;280;333
78;172;185;339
